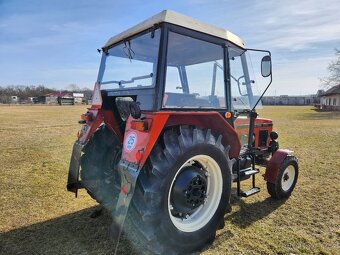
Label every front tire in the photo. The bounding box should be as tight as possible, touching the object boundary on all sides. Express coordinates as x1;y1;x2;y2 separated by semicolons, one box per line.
127;126;233;254
267;156;299;199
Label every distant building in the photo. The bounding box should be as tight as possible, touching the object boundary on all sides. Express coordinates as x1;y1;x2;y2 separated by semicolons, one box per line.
73;93;84;104
28;97;36;103
45;93;59;104
34;96;47;104
261;95;318;105
44;92;75;105
58;93;74;105
11;96;19;104
320;84;340;111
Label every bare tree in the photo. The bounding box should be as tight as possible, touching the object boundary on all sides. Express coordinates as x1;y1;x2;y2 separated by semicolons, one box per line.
67;83;81;92
320;49;340;88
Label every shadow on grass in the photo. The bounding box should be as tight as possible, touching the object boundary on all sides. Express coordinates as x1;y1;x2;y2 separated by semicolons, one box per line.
0;198;285;255
226;196;286;229
299;108;340;120
0;206;138;255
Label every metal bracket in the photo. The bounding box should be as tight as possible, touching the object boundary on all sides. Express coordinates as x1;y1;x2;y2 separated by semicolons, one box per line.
110;160;141;254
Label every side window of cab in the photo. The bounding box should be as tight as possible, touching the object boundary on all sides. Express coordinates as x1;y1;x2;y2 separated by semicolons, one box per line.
163;32;226;109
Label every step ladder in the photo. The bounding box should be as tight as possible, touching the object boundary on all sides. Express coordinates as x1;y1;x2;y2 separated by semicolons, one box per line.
236;159;261;197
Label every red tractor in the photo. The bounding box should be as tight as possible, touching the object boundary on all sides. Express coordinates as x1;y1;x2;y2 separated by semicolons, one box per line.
67;10;298;254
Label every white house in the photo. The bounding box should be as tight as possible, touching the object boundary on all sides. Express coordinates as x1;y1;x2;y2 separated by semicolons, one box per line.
73;93;84;104
321;84;340;111
11;96;19;104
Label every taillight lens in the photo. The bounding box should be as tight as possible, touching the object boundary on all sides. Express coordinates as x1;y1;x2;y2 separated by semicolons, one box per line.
131;120;149;131
80;112;93;122
136;150;143;161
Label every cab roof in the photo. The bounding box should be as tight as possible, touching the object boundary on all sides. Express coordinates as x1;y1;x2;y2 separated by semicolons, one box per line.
103;10;245;49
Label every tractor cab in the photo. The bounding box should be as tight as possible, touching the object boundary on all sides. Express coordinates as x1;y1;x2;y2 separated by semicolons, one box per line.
67;10;298;255
97;10;272;152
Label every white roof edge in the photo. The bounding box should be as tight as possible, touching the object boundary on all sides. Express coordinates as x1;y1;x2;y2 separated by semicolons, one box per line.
103;10;245;49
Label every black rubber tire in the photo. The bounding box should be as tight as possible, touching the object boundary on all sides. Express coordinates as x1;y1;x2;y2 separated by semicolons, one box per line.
126;126;233;254
267;156;298;199
80;125;121;207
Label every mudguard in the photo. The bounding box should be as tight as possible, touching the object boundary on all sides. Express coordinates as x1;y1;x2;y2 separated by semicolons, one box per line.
264;149;294;183
66;141;83;195
110;161;141;252
66;109;104;195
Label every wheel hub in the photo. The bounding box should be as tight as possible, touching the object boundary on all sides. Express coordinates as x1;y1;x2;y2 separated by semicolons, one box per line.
283;172;289;182
171;165;207;215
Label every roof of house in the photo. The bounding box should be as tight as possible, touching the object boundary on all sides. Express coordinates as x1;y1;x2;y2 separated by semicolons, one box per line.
45;92;73;97
103;10;245;49
322;84;340;96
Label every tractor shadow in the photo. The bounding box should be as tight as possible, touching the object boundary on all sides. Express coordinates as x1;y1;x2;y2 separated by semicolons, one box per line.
225;195;286;229
0;198;285;255
0;206;139;255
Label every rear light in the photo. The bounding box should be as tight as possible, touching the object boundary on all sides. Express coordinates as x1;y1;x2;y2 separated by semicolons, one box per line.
136;150;143;161
131;120;149;131
225;112;232;119
81;112;93;122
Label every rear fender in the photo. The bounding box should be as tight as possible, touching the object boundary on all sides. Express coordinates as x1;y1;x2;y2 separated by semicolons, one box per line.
78;108;103;143
264;149;293;183
121;112;241;169
78;109;123;144
121;113;169;167
166;112;241;158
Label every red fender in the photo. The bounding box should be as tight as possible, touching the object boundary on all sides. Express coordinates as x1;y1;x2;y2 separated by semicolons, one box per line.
264;149;293;183
121;112;169;166
121;111;241;168
166;112;241;158
78;108;104;143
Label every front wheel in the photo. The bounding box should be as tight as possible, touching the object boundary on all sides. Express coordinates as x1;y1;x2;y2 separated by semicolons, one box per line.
127;126;233;254
267;156;299;199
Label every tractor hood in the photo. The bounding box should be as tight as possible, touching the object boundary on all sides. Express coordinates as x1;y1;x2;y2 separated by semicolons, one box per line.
255;118;273;126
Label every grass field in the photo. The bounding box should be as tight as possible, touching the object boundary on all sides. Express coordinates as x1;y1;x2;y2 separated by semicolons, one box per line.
0;105;339;255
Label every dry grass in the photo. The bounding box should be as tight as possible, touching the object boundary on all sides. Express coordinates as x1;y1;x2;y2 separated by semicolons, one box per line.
0;105;339;255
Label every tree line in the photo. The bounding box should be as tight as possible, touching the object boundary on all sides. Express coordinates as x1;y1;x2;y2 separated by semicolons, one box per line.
0;85;92;104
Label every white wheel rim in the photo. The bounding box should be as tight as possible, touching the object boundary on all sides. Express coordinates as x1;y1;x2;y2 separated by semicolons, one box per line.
281;165;295;192
167;154;223;232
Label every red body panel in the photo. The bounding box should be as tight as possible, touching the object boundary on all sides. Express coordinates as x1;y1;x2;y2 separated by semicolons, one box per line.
102;110;123;143
234;117;273;148
122;113;169;166
78;108;124;144
264;149;292;183
121;111;241;168
78;108;103;143
253;118;273;148
166;112;241;158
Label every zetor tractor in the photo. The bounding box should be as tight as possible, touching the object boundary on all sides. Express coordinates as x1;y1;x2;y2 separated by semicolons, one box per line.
67;10;298;254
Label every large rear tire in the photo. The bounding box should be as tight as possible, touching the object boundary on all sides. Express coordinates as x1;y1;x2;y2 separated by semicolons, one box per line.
80;125;121;208
127;126;233;254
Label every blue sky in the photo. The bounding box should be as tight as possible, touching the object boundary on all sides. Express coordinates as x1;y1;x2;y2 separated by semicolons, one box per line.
0;0;339;95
